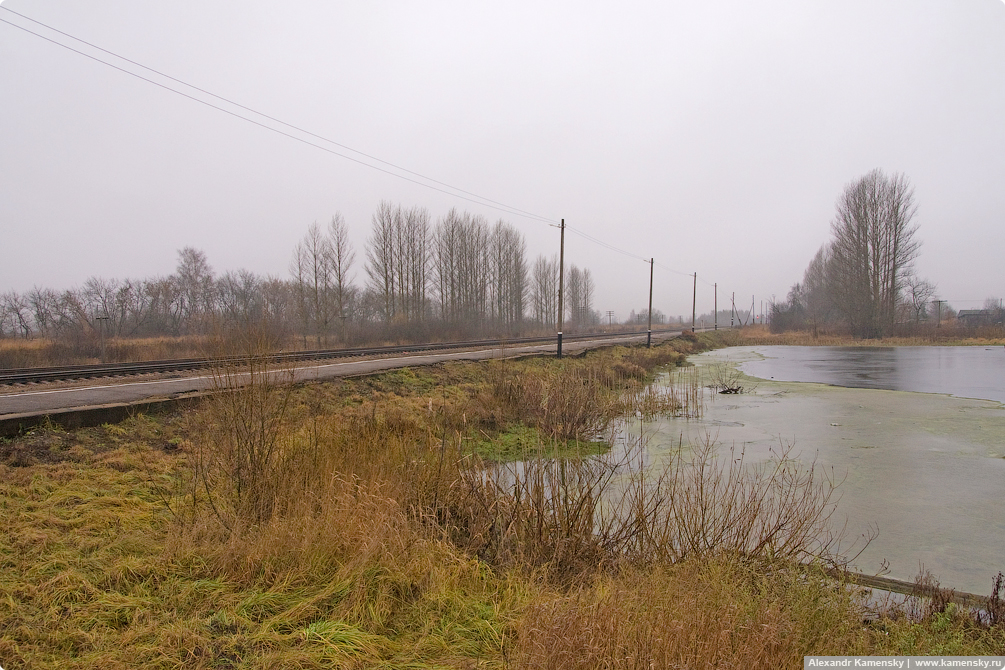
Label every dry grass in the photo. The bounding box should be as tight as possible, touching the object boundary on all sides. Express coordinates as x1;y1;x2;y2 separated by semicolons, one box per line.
3;339;1004;668
0;335;218;369
735;325;1005;347
514;559;874;668
0;411;529;669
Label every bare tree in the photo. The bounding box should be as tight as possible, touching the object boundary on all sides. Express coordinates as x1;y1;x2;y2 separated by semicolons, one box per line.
366;201;398;322
260;276;295;341
531;254;559;328
563;265;595;328
489;220;527;331
116;278;156;337
828;170;920;338
365;202;430;326
218;269;264;332
145;276;184;336
327;213;356;342
290;222;335;346
27;287;60;339
581;267;596;326
982;297;1004;326
802;244;833;337
904;275;937;324
398;206;430;322
80;277;123;336
1;292;32;338
176;247;215;334
433;209;489;330
566;265;583;329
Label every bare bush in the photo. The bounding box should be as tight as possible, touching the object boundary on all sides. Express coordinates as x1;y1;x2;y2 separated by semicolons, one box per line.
441;430;844;583
605;435;842;565
706;359;753;394
184;335;299;529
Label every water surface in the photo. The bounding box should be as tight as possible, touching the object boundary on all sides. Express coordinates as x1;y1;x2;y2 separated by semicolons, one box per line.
638;346;1005;595
741;345;1005;403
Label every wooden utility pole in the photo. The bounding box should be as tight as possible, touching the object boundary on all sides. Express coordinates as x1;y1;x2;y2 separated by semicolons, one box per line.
96;314;110;364
647;258;654;348
557;219;566;357
934;299;945;328
714;283;717;331
731;292;736;328
691;272;697;333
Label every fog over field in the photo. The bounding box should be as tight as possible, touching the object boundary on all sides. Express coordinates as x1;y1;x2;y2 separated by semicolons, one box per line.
1;1;1003;320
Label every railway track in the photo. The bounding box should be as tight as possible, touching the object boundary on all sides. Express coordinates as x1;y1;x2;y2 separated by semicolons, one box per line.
0;329;681;385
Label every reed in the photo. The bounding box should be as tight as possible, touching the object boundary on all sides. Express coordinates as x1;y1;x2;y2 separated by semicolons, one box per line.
618;364;705;419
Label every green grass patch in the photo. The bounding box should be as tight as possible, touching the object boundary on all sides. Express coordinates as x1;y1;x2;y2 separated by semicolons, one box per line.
468;423;609;462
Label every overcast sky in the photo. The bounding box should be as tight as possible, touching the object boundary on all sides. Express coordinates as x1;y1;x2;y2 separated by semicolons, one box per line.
1;0;1003;320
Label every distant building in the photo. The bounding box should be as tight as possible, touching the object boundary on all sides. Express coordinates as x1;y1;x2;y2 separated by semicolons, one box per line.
957;309;1000;327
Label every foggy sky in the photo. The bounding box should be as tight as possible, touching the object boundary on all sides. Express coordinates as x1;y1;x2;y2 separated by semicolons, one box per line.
1;0;1003;321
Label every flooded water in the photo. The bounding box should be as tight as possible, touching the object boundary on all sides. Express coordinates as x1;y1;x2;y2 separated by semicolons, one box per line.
741;345;1005;403
639;346;1005;595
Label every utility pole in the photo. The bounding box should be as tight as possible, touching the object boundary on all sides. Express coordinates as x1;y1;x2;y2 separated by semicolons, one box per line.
691;272;697;333
647;258;654;347
714;283;717;331
934;299;944;328
606;310;614;326
731;292;736;328
95;313;110;363
557;219;566;358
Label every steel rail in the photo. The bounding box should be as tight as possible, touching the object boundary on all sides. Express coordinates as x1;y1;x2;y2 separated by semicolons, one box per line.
0;329;682;385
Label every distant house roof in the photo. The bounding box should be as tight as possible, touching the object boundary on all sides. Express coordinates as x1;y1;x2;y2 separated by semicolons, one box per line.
957;309;999;325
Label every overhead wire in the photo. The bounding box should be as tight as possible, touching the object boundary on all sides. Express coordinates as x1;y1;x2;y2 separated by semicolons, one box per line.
566;227;649;264
0;10;557;225
2;7;748;302
2;6;559;227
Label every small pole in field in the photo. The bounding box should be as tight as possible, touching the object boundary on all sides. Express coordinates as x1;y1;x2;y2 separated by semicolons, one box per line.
557;219;566;357
647;258;654;347
691;272;697;333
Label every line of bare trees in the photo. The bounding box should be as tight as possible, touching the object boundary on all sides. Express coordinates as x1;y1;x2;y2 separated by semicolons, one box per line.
0;248;296;345
771;169;938;338
1;202;599;347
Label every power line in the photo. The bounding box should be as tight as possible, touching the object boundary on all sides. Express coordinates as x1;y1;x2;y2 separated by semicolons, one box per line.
2;8;741;292
4;6;559;227
566;227;649;263
0;9;557;225
652;260;697;279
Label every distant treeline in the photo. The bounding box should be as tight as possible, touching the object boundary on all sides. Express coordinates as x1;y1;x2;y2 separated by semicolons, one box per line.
0;202;601;347
768;169;1001;338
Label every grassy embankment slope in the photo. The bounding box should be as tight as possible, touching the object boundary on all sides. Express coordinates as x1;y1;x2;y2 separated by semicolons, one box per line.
2;332;1003;668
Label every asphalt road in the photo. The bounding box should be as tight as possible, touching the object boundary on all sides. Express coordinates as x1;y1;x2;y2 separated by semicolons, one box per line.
0;333;664;418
